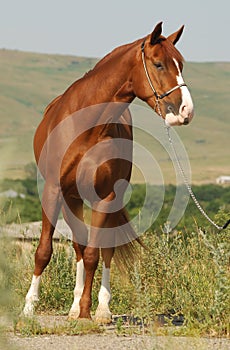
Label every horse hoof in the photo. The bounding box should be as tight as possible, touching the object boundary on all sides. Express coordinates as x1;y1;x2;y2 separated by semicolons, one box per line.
68;315;78;321
95;316;112;324
21;303;35;318
68;311;80;321
94;309;112;324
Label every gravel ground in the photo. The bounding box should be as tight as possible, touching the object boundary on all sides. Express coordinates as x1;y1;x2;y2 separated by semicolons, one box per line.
2;315;230;350
6;333;230;350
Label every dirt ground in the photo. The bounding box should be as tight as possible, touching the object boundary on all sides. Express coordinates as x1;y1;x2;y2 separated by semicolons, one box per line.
2;315;230;350
6;333;230;350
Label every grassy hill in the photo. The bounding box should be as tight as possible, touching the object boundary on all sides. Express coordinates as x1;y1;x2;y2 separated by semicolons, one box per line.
0;49;229;183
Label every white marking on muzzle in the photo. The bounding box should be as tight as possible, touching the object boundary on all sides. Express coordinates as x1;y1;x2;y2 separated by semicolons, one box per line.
165;59;194;126
174;59;194;120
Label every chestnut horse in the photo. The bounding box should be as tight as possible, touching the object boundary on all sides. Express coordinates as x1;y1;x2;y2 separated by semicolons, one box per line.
23;22;194;323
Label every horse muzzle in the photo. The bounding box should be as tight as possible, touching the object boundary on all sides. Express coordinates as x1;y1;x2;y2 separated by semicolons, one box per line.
165;110;194;126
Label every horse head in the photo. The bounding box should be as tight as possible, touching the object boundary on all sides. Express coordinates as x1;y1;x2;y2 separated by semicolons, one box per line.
133;22;194;126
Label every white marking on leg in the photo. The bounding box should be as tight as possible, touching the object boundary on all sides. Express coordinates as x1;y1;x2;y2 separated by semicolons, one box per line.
68;259;85;319
95;262;112;323
98;263;111;306
22;275;41;317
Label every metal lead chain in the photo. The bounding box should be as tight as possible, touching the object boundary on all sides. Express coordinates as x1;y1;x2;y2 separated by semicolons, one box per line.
165;124;230;231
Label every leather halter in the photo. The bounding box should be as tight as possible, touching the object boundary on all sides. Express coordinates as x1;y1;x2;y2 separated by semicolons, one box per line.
141;39;187;100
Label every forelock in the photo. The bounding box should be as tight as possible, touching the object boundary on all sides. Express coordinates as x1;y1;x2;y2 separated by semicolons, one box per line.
158;37;184;63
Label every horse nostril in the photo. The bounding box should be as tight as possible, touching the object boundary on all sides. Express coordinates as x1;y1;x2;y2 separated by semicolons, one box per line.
183;117;189;125
180;104;188;117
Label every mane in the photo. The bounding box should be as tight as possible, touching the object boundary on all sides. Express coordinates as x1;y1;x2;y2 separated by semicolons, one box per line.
84;38;143;77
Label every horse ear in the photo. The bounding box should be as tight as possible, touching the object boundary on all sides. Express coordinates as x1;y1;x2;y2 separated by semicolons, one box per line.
167;25;184;45
150;22;163;45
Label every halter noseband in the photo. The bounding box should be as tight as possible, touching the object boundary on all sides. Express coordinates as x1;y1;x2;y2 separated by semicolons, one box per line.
141;39;187;101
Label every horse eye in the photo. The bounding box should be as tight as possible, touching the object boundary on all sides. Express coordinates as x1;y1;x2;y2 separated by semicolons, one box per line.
154;62;163;71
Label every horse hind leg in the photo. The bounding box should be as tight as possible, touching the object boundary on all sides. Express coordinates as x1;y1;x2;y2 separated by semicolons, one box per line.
95;208;140;324
90;204;115;323
94;247;114;324
22;183;61;317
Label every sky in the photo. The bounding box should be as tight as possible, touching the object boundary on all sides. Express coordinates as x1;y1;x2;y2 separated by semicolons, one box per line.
1;0;230;62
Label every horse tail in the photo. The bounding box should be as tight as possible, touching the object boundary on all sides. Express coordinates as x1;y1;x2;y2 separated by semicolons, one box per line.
113;208;146;274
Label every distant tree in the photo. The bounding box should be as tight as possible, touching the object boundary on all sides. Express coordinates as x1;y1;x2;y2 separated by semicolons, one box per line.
24;162;37;180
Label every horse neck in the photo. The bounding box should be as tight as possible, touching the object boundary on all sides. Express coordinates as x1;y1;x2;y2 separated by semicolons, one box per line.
85;39;143;104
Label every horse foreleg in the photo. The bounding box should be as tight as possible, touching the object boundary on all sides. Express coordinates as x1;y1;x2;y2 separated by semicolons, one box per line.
61;199;88;320
22;183;61;317
78;195;116;320
95;248;114;324
78;205;109;319
78;245;99;319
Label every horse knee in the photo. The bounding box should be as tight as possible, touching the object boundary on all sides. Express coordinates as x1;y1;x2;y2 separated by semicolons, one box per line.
83;247;99;271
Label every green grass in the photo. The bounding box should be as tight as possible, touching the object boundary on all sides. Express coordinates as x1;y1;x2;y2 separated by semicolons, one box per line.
14;317;103;337
0;49;229;182
1;209;229;337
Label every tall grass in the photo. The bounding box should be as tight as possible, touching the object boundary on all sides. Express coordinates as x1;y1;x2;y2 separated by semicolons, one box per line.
128;228;230;336
1;209;229;337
